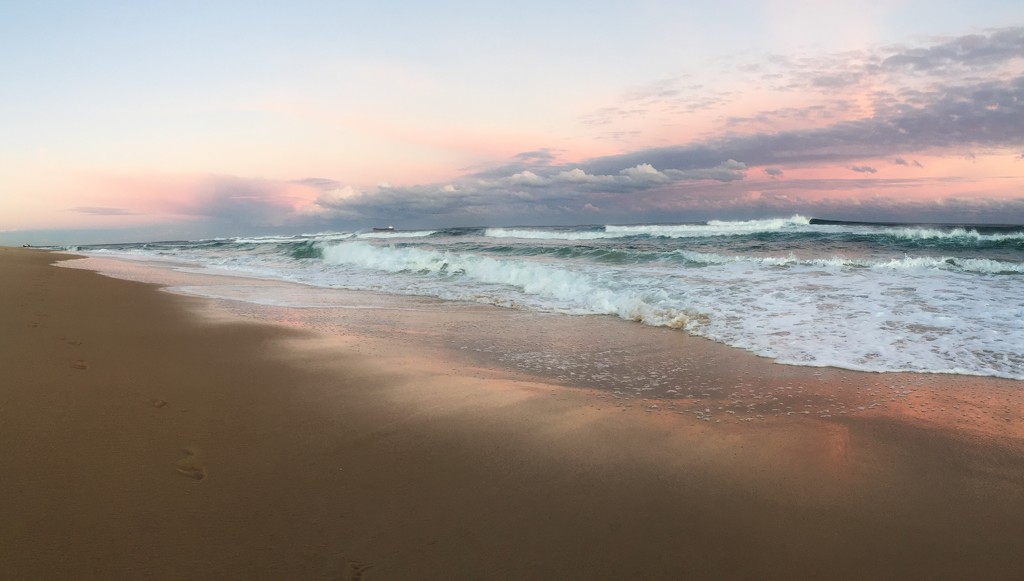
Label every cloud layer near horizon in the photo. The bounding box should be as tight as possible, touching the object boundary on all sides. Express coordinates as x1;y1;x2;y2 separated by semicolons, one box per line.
278;28;1024;228
5;26;1024;244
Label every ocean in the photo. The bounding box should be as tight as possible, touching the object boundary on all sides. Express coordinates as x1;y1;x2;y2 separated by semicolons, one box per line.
65;215;1024;380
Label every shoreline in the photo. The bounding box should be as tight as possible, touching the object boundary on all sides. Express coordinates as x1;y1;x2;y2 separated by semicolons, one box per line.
3;247;1024;579
58;253;1024;447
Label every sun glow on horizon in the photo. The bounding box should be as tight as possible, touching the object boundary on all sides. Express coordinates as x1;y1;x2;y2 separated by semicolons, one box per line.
2;2;1023;244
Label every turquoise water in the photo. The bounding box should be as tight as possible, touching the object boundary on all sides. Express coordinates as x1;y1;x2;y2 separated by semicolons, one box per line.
72;215;1024;379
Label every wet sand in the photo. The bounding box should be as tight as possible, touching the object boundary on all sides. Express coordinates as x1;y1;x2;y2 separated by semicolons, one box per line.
2;246;1023;580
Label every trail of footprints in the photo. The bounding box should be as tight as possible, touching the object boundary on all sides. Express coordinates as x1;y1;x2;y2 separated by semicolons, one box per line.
61;333;88;369
58;333;206;482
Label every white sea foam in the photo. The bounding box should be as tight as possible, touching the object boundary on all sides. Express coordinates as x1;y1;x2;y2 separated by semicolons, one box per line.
227;232;356;244
484;216;815;240
228;235;305;244
314;240;1024;379
484;217;1024;244
207;231;359;245
484;228;611;240
319;242;690;326
868;255;1024;274
671;250;1024;274
355;230;437;239
72;220;1024;380
884;227;1024;242
606;215;813;238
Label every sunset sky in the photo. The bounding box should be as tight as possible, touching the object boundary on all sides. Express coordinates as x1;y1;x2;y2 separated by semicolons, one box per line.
2;1;1024;244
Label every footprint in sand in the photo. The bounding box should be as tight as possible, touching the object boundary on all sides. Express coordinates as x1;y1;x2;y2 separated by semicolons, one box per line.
174;448;207;481
70;359;88;370
341;560;374;581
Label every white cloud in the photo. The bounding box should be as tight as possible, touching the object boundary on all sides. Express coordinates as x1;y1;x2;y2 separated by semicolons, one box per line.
620;163;671;183
555;168;615;184
318;185;362;205
504;171;551;186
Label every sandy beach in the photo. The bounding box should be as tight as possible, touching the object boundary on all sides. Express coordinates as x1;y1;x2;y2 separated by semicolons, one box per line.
2;246;1024;580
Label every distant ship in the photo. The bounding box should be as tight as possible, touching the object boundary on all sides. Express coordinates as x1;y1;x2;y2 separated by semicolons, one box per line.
372;226;395;232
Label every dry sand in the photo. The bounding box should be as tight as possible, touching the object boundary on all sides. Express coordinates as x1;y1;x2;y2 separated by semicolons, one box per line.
2;246;1023;580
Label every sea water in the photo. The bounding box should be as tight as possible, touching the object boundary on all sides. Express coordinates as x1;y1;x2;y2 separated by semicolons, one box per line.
67;216;1024;380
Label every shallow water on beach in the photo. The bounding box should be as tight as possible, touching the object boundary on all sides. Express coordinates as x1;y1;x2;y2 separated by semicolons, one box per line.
62;215;1024;380
57;254;1024;439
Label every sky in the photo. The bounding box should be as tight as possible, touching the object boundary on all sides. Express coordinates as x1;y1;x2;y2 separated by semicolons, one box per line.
2;1;1024;244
